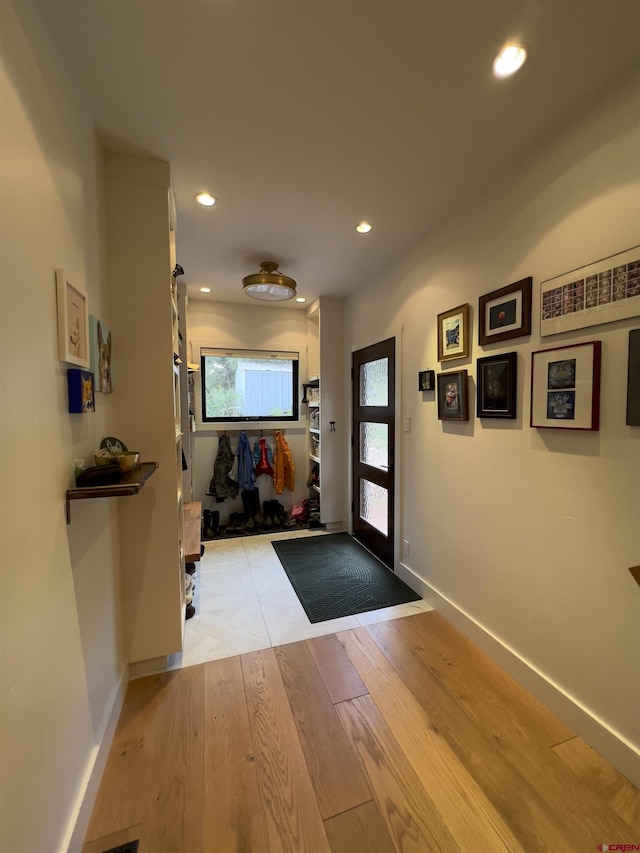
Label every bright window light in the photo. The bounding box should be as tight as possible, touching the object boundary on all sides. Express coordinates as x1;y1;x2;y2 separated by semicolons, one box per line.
200;348;299;422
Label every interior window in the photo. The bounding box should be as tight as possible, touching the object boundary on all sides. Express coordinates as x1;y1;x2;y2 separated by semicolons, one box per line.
200;348;299;422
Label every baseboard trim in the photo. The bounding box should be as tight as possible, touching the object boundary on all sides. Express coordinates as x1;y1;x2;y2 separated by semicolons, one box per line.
129;655;168;679
63;662;130;852
397;561;640;787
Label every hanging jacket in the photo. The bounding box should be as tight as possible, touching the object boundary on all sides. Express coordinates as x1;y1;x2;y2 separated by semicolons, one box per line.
274;430;295;495
236;430;256;490
253;437;274;478
208;433;239;501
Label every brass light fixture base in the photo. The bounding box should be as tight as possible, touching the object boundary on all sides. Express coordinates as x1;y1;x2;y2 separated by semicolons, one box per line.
243;261;297;301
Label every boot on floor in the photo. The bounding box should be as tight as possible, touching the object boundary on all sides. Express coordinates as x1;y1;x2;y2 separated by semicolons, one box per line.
241;490;256;533
251;486;265;529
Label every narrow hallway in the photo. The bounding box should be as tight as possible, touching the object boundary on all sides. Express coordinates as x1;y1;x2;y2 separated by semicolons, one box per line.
171;529;432;670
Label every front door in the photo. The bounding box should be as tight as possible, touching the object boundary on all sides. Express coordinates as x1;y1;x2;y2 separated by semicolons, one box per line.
352;338;395;568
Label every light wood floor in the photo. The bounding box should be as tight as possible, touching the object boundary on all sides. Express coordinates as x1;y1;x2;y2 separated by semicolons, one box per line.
84;611;640;852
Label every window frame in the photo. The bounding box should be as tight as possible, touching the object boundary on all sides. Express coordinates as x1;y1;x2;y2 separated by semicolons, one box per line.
200;347;300;424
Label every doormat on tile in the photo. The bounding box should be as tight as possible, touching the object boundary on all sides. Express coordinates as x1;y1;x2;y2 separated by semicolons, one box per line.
272;532;421;623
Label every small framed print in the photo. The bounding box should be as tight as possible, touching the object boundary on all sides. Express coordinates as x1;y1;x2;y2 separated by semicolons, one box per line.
418;370;435;391
477;352;517;419
67;369;95;414
478;277;532;346
56;269;90;368
437;303;470;362
437;369;469;421
530;341;601;430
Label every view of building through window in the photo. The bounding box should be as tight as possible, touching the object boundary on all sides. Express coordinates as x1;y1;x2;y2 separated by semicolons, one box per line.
200;348;299;421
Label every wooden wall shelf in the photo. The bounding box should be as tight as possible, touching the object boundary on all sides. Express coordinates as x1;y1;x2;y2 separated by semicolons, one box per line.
65;462;158;523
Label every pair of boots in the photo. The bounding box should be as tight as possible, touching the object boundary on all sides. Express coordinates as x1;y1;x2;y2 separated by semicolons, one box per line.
202;509;219;540
234;488;272;534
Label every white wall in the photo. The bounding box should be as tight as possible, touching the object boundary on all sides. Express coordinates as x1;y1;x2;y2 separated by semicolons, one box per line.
344;75;640;778
0;5;125;851
187;299;310;521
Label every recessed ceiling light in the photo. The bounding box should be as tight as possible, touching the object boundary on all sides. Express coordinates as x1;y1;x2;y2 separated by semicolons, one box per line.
493;43;527;78
195;192;216;207
356;222;372;234
199;287;211;293
296;297;306;303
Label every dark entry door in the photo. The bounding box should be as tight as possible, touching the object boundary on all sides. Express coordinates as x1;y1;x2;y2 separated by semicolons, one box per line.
352;338;395;568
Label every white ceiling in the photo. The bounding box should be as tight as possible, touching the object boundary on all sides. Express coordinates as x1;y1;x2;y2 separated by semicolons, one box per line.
35;1;640;308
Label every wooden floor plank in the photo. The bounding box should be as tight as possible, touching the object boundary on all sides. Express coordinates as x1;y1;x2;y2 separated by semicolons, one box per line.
306;633;368;703
143;667;205;852
336;695;460;852
367;618;637;848
203;656;269;853
362;621;584;851
552;736;640;827
84;674;168;843
323;801;396;853
274;641;372;819
396;611;574;747
338;627;525;853
82;823;143;853
241;648;331;853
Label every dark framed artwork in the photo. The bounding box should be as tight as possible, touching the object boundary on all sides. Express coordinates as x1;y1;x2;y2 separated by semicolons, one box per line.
437;369;469;421
437;303;470;362
478;277;532;346
476;352;517;419
418;370;435;391
530;341;601;430
627;329;640;426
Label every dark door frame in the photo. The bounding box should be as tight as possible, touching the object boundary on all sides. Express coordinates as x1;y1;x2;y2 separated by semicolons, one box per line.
351;337;396;569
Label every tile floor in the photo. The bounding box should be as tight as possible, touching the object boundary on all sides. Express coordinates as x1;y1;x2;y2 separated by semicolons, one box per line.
170;528;432;670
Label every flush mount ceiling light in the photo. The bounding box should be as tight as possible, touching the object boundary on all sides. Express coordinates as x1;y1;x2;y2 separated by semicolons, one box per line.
356;222;372;233
296;297;306;303
242;261;297;301
493;43;528;77
195;192;216;207
200;287;211;293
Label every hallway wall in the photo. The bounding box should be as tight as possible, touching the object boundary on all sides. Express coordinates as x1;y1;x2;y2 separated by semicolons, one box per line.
344;74;640;779
0;5;125;851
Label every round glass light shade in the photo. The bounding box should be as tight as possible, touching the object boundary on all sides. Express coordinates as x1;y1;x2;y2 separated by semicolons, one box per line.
493;44;527;77
242;262;297;301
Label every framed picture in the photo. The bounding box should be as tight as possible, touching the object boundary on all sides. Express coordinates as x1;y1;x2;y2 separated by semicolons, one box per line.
56;269;89;368
627;329;640;426
477;352;517;419
437;303;470;362
478;277;532;345
540;246;640;337
530;341;601;430
67;369;95;414
89;315;114;393
418;370;435;391
437;369;469;420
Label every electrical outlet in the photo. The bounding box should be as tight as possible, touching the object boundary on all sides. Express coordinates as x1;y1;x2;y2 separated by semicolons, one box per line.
403;539;410;557
404;417;411;432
